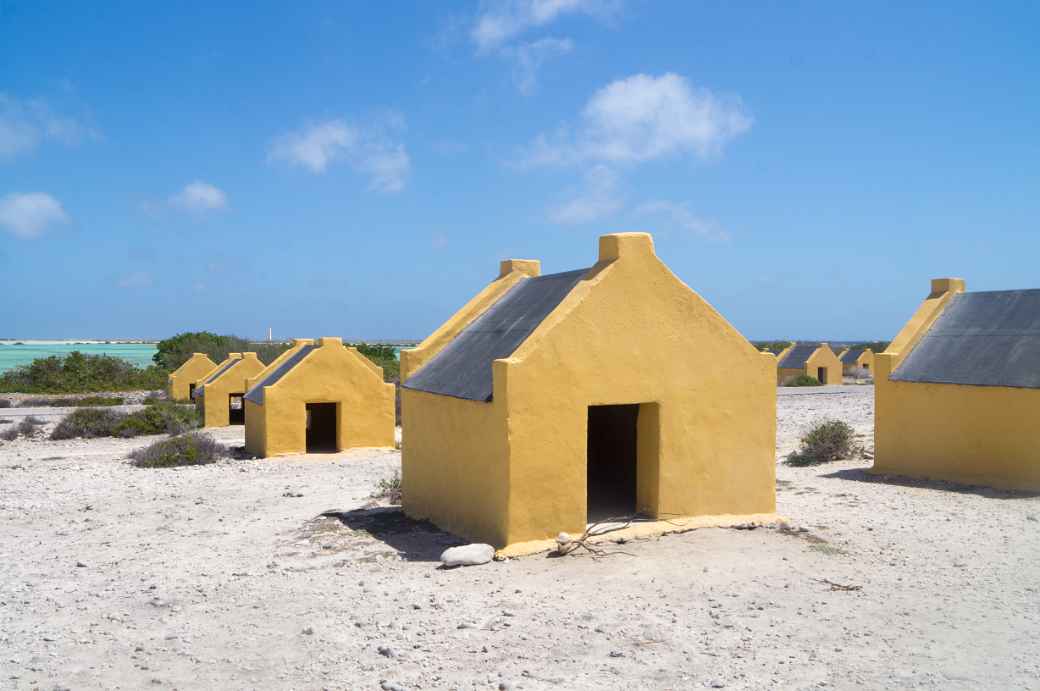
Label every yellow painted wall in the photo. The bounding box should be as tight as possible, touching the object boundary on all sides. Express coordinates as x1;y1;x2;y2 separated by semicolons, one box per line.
197;352;266;427
873;277;1040;491
167;353;217;401
402;232;777;548
244;337;395;457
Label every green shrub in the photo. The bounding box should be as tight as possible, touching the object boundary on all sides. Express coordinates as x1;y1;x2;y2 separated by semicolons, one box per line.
786;420;857;466
153;332;290;371
21;396;124;407
142;394;166;405
51;408;125;440
129;432;228;468
0;351;166;394
114;402;198;438
786;374;821;387
51;402;197;440
0;398;11;408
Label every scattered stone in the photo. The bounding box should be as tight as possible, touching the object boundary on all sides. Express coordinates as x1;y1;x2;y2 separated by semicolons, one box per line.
377;645;397;658
282;491;304;498
380;682;406;691
75;561;86;568
440;543;495;568
609;650;625;658
301;627;314;636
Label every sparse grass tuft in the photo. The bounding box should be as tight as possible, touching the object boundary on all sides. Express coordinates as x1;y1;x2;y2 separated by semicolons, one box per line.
17;416;45;437
786;420;858;466
372;470;402;504
129;432;229;468
0;427;18;441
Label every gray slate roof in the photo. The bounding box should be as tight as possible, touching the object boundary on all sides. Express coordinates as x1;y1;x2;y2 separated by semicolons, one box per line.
891;289;1040;389
777;344;820;369
192;358;241;399
403;267;590;402
244;345;316;405
840;347;865;364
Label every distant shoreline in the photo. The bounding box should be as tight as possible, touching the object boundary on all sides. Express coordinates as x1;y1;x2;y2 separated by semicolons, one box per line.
0;340;158;345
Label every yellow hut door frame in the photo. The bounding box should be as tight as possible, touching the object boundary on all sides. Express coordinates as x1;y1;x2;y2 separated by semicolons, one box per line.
586;402;661;524
305;401;339;453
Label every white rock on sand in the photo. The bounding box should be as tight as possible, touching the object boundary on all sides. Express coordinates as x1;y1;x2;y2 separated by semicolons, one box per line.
1;384;1038;689
440;543;495;567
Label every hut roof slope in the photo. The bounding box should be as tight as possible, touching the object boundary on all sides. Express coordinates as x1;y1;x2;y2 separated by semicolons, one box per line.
891;289;1040;389
777;343;820;369
244;345;317;405
403;267;589;402
840;347;865;364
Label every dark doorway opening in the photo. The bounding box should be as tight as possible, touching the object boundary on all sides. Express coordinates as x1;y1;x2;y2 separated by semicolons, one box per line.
228;394;245;425
188;383;196;400
306;402;338;453
587;404;639;522
817;367;827;384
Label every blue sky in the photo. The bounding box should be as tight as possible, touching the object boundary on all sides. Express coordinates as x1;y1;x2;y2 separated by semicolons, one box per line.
1;1;1037;341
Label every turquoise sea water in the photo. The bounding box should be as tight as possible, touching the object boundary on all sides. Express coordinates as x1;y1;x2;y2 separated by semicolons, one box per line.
0;342;158;373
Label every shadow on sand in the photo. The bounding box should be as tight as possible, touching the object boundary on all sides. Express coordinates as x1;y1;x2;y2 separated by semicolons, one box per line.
820;466;1040;500
320;506;464;563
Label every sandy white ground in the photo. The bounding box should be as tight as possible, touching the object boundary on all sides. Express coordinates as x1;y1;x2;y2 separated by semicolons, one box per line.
1;385;1038;690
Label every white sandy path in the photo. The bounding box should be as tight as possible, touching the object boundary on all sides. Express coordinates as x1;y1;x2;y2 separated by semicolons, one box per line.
0;386;1038;690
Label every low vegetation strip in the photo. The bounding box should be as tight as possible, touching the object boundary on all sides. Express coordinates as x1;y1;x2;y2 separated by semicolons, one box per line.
0;351;166;394
19;396;125;407
50;403;199;440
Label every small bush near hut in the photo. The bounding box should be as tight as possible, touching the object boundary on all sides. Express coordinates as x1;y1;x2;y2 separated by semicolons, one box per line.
786;374;821;387
113;402;198;438
129;432;228;468
786;420;858;466
0;398;12;408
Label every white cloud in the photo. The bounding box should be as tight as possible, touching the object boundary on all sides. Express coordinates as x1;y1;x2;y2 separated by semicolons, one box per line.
549;164;623;224
503;37;573;94
0;94;98;160
472;0;618;50
0;192;69;238
170;181;228;212
269;116;411;193
635;200;729;241
117;271;153;289
523;73;751;166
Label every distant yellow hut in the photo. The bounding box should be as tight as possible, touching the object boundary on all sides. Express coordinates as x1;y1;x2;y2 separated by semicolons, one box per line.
167;352;217;402
193;352;265;427
244;337;395;457
775;343;843;385
874;278;1040;491
401;232;777;551
837;347;875;377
